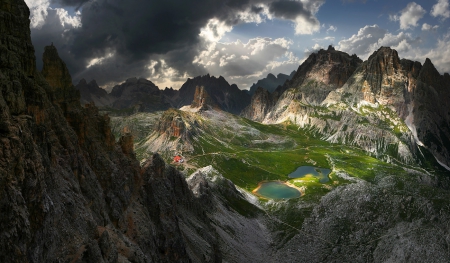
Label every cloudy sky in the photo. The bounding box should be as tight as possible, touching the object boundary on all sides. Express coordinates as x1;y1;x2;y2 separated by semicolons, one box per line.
25;0;450;91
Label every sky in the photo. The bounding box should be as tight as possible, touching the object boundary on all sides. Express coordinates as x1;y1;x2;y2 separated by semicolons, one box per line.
24;0;450;91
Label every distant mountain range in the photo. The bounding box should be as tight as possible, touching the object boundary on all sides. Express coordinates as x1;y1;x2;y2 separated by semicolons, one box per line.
247;71;296;95
76;74;251;115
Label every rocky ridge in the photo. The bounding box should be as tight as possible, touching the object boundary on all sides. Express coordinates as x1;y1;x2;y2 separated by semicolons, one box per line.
76;74;253;116
190;85;220;111
0;2;270;261
244;45;450;167
175;74;251;114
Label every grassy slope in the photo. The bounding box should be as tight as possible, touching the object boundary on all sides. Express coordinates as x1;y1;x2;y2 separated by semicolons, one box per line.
110;109;450;244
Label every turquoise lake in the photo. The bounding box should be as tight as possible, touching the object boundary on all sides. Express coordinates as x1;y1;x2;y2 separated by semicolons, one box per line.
288;166;331;183
253;181;301;199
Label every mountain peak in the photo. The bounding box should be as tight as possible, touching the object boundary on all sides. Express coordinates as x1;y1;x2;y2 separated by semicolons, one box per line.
42;44;73;90
267;73;276;80
327;45;335;51
419;57;441;85
125;77;138;84
364;46;401;77
368;46;400;62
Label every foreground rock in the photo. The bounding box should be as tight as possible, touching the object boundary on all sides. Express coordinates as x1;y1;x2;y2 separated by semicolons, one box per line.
0;2;263;261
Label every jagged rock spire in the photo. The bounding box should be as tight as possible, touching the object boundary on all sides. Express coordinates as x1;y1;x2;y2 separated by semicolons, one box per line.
42;44;73;89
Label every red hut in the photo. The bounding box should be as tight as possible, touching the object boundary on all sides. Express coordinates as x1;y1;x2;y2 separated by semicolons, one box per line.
173;156;184;163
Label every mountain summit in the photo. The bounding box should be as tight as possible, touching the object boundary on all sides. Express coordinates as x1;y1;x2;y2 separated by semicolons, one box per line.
177;74;251;114
243;46;450;168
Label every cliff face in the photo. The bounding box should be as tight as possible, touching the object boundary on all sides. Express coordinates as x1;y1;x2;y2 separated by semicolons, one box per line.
177;74;251;114
241;87;278;122
330;47;450;167
191;85;220;111
243;46;362;124
0;1;226;262
277;45;363;104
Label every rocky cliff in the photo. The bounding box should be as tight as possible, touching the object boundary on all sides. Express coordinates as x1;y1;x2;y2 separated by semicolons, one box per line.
323;47;450;167
75;74;251;116
177;74;251;114
0;1;267;261
241;87;279;122
244;45;450;167
190;85;220;111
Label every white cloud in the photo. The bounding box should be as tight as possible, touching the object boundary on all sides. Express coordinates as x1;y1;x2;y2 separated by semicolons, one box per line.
422;23;439;31
294;15;321;35
327;25;337;32
25;0;50;28
390;2;426;30
313;36;336;42
193;37;300;88
24;0;81;29
431;0;450;20
145;59;189;89
55;8;81;28
199;18;233;42
87;52;115;68
337;25;387;58
337;25;419;59
312;43;323;50
417;34;450;74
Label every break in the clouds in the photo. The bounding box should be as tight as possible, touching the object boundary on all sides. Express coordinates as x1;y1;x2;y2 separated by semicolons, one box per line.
390;2;426;30
193;37;300;88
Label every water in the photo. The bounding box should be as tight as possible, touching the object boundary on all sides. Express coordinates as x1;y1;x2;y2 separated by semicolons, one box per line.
253;181;301;199
288;166;331;183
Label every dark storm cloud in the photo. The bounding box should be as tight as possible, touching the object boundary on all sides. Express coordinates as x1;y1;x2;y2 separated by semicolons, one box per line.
31;0;321;87
269;0;310;20
251;5;264;13
31;8;84;73
50;0;89;8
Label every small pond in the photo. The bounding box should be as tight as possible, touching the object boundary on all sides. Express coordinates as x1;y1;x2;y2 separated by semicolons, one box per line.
253;181;301;200
288;166;331;183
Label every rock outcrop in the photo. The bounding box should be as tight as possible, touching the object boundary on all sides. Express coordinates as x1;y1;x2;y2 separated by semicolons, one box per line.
41;44;73;91
177;74;251;114
277;45;362;104
191;85;220;111
241;87;278;122
0;2;261;261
